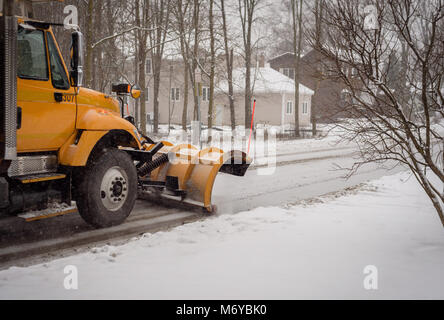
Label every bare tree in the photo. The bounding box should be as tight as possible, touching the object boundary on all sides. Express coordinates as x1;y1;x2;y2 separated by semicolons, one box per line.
134;0;150;135
147;0;171;134
190;0;202;122
291;0;303;137
34;0;129;94
310;0;324;136
84;0;94;88
94;0;129;93
171;0;192;130
308;0;444;226
220;0;236;130
238;0;262;130
208;0;216;135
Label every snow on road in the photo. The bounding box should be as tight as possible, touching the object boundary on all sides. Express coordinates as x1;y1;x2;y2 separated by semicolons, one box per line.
212;152;402;213
1;171;443;299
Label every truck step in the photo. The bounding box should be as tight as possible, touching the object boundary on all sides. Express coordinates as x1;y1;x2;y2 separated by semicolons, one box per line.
15;173;67;184
18;203;77;222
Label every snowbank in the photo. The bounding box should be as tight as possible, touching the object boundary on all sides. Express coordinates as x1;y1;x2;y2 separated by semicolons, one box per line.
152;124;349;159
0;172;443;299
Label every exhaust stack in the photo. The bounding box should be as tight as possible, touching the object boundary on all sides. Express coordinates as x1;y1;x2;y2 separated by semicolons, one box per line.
0;0;18;160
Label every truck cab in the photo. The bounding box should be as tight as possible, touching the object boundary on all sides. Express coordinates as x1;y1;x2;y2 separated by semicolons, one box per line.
1;10;144;227
0;0;250;229
18;22;79;152
16;19;141;157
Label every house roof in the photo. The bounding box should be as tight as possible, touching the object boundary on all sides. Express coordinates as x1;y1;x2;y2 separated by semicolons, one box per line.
217;67;314;95
268;51;312;64
268;52;295;62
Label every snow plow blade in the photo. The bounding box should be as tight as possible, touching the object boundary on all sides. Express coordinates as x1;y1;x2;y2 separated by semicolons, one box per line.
138;142;251;212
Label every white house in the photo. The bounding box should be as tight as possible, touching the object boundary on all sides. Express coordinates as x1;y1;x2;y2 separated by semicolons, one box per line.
215;66;314;129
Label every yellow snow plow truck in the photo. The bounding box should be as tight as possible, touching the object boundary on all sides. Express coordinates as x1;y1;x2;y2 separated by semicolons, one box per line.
0;0;250;227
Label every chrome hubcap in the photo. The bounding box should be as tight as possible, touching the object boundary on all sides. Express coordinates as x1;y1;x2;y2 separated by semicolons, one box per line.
100;166;129;211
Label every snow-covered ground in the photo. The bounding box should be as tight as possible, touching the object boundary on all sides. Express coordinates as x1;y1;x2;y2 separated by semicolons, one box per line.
151;123;354;166
1;171;443;299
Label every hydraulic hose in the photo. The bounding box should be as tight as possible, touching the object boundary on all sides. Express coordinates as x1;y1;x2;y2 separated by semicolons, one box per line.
137;153;169;177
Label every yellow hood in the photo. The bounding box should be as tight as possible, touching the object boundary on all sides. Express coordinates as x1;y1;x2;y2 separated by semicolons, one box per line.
76;87;120;115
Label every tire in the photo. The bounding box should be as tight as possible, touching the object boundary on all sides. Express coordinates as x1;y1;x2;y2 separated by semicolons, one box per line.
74;148;137;228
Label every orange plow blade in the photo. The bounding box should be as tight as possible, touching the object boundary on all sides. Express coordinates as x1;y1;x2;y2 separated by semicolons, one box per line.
138;143;251;212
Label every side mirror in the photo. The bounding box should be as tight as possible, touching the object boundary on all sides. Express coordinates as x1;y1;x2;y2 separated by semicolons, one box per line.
70;31;84;87
131;84;141;99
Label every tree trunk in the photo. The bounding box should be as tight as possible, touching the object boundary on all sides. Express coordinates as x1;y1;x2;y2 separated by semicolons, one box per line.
245;49;252;130
134;39;140;128
148;0;170;134
229;49;236;130
182;65;189;130
176;0;190;131
192;0;200;121
153;57;161;134
291;0;302;138
139;54;147;135
244;26;252;130
312;0;323;137
135;0;148;135
84;0;94;88
221;0;236;130
240;0;256;131
312;80;320;136
208;0;215;133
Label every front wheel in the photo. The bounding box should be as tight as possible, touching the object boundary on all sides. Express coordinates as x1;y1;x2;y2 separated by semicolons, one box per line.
74;149;138;228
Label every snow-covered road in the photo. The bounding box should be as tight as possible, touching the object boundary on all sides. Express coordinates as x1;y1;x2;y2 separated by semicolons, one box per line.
1;172;443;299
0;137;396;264
213;149;402;213
3;136;442;299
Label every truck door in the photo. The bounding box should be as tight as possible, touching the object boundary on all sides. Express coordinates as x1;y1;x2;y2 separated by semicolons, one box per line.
17;27;76;152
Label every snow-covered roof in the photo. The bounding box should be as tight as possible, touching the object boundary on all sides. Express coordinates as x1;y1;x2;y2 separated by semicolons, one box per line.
217;67;314;96
268;51;308;63
268;52;295;62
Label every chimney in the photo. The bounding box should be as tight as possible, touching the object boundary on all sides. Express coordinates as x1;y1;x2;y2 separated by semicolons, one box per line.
258;54;265;68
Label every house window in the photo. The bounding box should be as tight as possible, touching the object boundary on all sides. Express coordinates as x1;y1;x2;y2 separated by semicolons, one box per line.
281;68;295;79
302;102;308;114
146;58;152;74
144;87;149;102
286;101;293;114
171;87;180;102
202;87;210;102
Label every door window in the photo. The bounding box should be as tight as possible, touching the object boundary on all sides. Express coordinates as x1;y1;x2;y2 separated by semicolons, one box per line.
17;28;48;80
46;32;70;90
